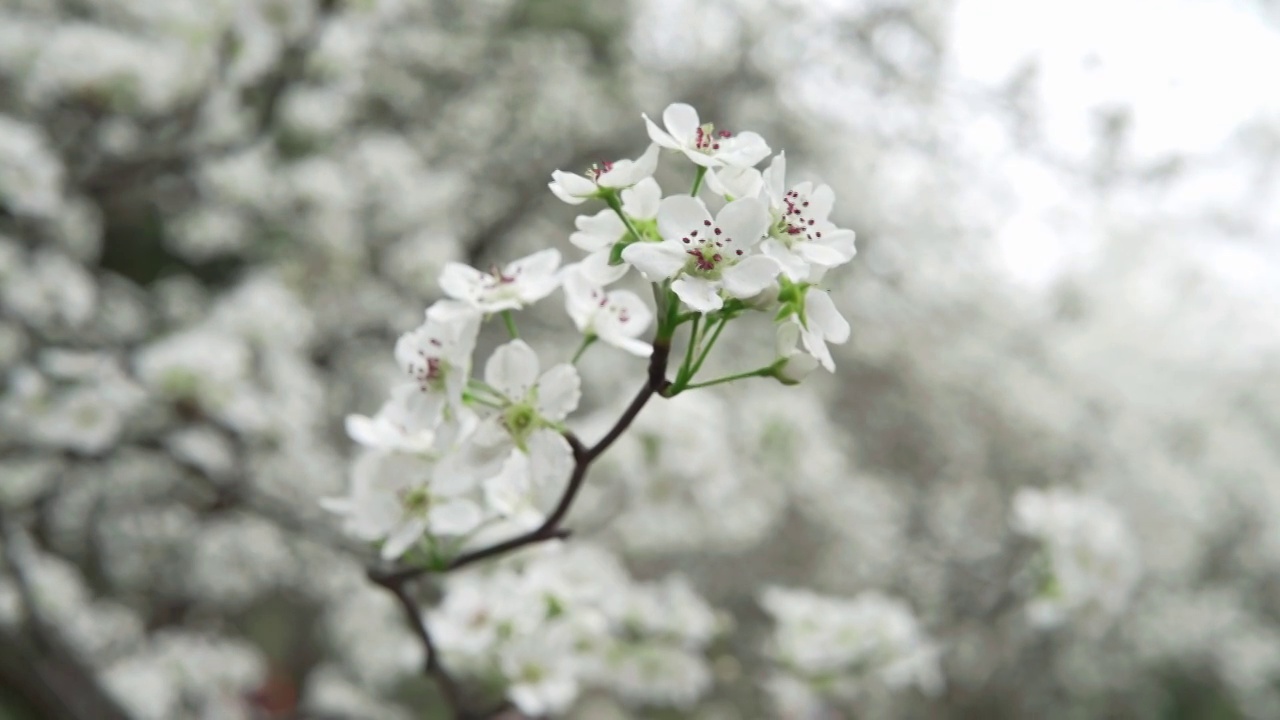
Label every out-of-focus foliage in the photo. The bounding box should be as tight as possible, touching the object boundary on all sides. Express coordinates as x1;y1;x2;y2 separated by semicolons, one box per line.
1;0;1278;718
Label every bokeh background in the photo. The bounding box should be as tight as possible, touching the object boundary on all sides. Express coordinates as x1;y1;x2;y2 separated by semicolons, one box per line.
2;0;1279;718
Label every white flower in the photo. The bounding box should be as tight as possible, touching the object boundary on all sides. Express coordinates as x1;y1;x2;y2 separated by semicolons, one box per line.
760;586;943;697
782;287;850;373
561;266;653;357
393;301;481;413
760;153;857;281
501;630;582;716
643;103;771;169
549;144;660;205
622;195;779;312
481;339;581;450
344;383;441;454
439;249;561;313
705;165;763;200
321;445;485;561
569;177;662;284
770;321;819;385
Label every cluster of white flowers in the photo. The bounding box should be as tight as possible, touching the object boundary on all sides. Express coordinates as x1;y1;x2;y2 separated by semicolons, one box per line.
1011;487;1141;630
320;101;863;715
430;543;720;716
326;102;859;562
759;586;943;715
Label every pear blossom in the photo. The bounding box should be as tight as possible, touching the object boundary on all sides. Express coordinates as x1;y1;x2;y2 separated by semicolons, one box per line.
344;382;440;454
569;177;662;284
549;144;660;205
393;301;481;414
643;103;771;169
475;340;580;461
760;153;857;281
780;286;850;372
438;249;562;313
320;447;485;561
561;267;653;357
760;586;942;699
622;195;779;312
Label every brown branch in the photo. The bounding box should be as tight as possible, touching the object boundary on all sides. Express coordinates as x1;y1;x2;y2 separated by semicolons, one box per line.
367;570;469;718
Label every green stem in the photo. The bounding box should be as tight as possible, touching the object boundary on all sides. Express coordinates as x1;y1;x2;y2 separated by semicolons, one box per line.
604;193;644;243
676;366;772;391
500;310;519;339
674;314;702;388
690;166;707;196
571;335;596;364
689;315;729;378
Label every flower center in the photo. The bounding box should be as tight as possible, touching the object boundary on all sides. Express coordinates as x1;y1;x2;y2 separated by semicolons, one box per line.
407;341;446;391
503;402;539;447
401;486;432;515
679;218;744;277
694;123;732;153
772;189;824;246
587;160;614;181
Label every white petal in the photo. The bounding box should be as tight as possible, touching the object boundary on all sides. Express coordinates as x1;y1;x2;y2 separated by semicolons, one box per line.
381;517;429;560
600;143;660;188
507;248;561;278
578;249;629;286
657;195;712;241
438;263;486;302
601;288;652;338
807;183;836;221
622;241;686;280
671;276;723;312
762;239;812;282
528;429;575;490
429;499;483;536
344;414;388;448
715;197;770;249
721;255;781;298
560;268;600;332
549;181;588;205
763;152;787;206
662;103;700;145
716;131;771;168
706;166;763;200
796;241;850;268
606;335;653;357
549;170;598;198
622;177;662;219
806;289;850;344
486;339;540;401
570;210;625;252
536;364;582;420
643;113;680;149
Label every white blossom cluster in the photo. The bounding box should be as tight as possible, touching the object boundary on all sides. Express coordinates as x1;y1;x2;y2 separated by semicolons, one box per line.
1010;488;1141;630
431;544;720;716
1;0;1279;718
759;586;942;715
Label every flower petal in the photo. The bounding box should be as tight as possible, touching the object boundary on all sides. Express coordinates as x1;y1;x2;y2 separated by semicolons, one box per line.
806;289;850;344
715;197;770;249
807;183;836;221
716;131;771;168
721;255;781;298
528;429;574;490
570;210;625;252
429;499;483;536
672;276;723;312
486;339;540;401
536;363;581;420
643;113;680;149
762;152;787;206
657;195;712;242
622;241;686;281
622;177;662;219
507;248;561;278
550;170;598;198
662;103;700;145
381;517;429;560
438;262;486;302
578;249;629;286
